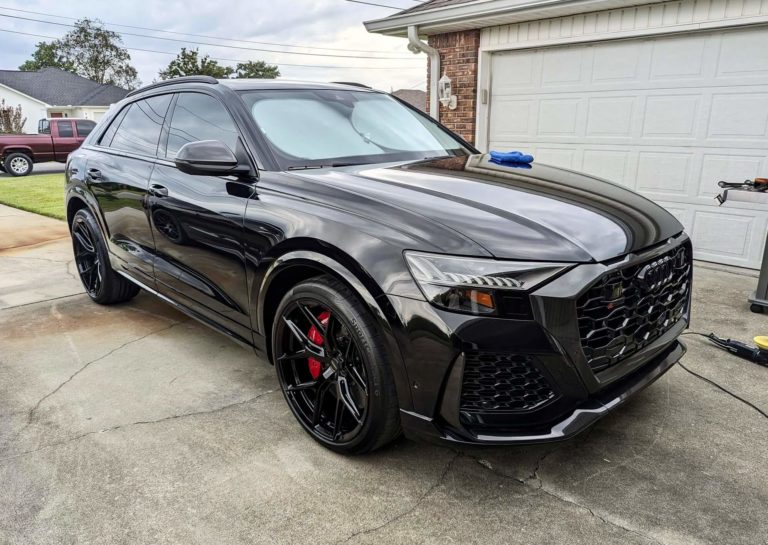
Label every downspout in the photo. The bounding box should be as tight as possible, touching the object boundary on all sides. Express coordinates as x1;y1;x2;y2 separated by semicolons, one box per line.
407;25;439;121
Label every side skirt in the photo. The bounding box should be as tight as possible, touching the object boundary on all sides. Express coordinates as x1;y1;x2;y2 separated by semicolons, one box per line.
116;270;256;352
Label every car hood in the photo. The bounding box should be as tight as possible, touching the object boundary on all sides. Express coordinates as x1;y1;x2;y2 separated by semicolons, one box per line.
289;154;684;263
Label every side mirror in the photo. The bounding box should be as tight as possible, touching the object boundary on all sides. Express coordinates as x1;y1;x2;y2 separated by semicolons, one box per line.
174;140;249;176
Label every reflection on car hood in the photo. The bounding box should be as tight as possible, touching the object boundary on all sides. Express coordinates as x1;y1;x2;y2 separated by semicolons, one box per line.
289;154;684;262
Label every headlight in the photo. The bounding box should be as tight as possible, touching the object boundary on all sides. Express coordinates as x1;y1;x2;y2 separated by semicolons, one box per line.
404;251;569;315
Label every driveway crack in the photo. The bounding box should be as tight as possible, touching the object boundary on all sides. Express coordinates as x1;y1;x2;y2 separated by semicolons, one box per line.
26;320;188;424
1;389;276;463
468;453;666;545
334;451;460;544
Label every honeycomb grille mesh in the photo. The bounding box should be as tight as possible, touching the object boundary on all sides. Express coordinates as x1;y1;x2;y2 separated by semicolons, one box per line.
577;244;691;373
460;352;557;412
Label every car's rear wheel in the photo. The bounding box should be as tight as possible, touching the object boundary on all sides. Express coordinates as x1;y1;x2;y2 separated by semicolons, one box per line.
272;276;400;454
71;208;140;304
4;153;33;177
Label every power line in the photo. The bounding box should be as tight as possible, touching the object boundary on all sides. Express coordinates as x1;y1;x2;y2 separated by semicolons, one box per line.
0;5;406;55
0;27;423;71
343;0;403;9
0;13;420;60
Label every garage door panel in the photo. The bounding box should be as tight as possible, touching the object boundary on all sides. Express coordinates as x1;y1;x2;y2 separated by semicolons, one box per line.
649;34;710;80
641;95;700;139
541;47;585;86
635;152;693;197
586;96;635;136
533;147;578;169
582;149;633;187
537;99;581;135
698;154;766;199
707;93;768;140
591;40;645;83
692;210;755;261
488;27;768;268
717;27;768;78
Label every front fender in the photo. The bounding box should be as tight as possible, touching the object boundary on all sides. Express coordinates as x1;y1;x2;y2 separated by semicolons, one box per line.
254;249;416;412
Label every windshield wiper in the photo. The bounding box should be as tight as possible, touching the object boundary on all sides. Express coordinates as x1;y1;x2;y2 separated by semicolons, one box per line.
287;162;369;170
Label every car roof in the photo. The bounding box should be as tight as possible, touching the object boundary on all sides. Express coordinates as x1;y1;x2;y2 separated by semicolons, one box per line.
218;79;376;91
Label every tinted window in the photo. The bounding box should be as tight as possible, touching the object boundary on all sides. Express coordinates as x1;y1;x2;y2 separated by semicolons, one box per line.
109;94;172;157
57;121;74;137
166;93;239;159
98;108;128;147
76;120;96;137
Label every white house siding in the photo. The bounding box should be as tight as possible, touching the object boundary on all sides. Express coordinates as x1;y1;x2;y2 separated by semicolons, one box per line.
477;0;768;269
72;106;110;121
0;84;48;133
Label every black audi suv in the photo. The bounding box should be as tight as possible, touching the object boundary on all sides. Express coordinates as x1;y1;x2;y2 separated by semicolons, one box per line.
65;76;691;454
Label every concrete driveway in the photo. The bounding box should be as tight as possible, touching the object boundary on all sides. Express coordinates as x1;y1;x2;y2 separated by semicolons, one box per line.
1;204;766;545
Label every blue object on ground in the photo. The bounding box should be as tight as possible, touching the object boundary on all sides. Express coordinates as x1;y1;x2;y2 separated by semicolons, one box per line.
489;150;534;164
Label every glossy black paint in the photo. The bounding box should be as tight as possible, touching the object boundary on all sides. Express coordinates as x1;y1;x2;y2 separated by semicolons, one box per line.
65;79;689;445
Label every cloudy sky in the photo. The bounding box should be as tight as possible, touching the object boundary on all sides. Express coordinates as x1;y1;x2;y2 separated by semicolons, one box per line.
0;0;426;91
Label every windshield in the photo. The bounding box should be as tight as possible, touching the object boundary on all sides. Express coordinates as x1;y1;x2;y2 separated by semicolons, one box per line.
239;89;470;170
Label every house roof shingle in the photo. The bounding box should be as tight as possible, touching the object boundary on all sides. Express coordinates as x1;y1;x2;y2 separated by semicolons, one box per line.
395;0;479;16
0;67;128;106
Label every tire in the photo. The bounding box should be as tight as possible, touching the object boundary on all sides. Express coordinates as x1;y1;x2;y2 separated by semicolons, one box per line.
750;303;764;314
3;153;33;177
0;163;6;173
70;208;140;305
272;275;401;454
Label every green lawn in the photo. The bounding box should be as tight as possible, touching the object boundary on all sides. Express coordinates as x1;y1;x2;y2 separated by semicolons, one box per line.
0;173;66;220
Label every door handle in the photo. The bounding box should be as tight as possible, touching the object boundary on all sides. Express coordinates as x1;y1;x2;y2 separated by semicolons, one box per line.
150;184;169;197
87;168;102;180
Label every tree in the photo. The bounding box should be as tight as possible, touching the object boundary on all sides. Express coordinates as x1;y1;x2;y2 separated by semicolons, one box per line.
18;41;75;73
235;60;280;79
158;48;280;80
158;48;233;80
17;18;139;89
0;99;27;134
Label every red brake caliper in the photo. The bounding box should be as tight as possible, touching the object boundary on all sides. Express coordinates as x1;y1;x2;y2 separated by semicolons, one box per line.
307;311;330;380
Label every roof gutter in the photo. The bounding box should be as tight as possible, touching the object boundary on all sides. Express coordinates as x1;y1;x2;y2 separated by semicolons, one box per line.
407;25;440;120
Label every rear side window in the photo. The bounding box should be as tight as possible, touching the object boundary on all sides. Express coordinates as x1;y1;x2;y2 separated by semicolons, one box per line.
57;121;74;137
165;93;239;159
108;94;172;157
76;120;95;137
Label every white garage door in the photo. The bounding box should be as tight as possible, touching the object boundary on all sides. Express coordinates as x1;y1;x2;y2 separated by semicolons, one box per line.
487;26;768;268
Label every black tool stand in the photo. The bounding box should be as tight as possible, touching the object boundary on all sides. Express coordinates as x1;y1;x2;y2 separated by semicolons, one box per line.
719;189;768;313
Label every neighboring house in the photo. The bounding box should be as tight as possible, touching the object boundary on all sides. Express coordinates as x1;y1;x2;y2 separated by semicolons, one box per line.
0;67;128;134
392;89;427;112
366;0;768;269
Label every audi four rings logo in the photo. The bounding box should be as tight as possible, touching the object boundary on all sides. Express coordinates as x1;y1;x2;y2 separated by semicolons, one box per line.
637;255;678;291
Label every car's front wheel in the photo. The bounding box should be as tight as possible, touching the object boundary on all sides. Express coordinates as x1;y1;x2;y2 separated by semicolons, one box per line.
272;276;401;454
3;153;33;177
70;208;140;304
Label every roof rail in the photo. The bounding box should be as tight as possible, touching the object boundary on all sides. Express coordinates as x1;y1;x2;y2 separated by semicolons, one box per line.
330;81;372;89
125;75;219;97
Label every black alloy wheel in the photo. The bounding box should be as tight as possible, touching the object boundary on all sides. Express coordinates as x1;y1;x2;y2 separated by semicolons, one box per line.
72;214;103;297
70;208;140;305
272;277;400;454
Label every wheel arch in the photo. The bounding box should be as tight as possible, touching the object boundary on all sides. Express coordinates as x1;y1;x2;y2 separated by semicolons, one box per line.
255;242;415;411
2;147;34;160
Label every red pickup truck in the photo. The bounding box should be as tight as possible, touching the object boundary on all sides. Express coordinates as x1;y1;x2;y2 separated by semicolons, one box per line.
0;118;96;177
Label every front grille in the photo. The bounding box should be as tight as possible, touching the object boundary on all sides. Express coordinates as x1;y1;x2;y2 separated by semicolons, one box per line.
577;243;691;373
460;351;557;412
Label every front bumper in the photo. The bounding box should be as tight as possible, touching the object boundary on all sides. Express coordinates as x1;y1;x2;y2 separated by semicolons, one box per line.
399;339;684;445
387;234;691;446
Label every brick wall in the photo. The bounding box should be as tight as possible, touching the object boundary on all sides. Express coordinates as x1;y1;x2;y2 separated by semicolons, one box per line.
426;30;480;144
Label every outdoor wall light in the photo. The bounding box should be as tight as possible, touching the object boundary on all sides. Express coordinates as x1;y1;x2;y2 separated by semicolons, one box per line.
438;72;457;110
